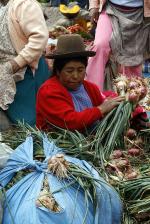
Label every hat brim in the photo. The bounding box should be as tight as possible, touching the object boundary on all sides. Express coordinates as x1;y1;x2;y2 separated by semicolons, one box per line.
45;51;96;59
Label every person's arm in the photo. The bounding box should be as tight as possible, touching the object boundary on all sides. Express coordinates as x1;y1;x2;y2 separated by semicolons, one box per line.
98;96;125;116
89;0;100;10
11;0;49;71
89;0;107;23
36;86;103;131
89;0;107;10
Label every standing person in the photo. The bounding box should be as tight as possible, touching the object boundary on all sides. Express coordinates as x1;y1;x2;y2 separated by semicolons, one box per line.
86;0;150;90
36;34;125;132
0;0;51;131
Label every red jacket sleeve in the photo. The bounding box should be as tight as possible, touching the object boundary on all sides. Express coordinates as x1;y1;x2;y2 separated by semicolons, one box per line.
102;90;118;98
36;84;103;131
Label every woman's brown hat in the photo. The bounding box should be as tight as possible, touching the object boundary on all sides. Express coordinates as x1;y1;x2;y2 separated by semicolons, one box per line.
46;34;96;59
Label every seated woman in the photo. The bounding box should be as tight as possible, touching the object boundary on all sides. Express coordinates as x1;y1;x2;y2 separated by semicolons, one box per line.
36;34;124;132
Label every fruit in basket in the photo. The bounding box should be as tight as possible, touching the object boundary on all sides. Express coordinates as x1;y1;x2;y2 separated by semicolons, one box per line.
59;4;80;19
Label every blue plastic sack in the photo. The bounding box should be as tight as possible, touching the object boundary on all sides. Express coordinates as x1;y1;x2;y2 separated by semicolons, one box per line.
0;191;3;224
0;136;122;224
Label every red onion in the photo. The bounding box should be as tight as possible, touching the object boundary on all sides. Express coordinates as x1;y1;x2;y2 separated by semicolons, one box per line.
139;86;147;100
126;171;138;180
126;129;137;140
116;159;129;169
128;81;138;89
134;138;143;146
128;148;141;156
128;92;139;103
111;150;123;159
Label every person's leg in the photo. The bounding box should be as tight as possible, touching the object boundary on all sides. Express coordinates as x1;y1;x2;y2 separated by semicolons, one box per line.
86;11;112;90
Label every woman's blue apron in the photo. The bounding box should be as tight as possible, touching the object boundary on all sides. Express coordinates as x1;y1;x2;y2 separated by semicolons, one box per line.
6;57;51;126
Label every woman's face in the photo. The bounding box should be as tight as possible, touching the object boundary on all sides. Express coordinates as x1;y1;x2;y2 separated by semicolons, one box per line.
57;60;86;90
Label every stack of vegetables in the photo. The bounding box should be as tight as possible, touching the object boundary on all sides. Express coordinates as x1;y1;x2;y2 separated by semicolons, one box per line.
66;23;93;40
92;75;148;166
48;22;93;41
49;25;70;39
1;125;150;223
1;76;150;223
47;3;93;42
59;2;93;40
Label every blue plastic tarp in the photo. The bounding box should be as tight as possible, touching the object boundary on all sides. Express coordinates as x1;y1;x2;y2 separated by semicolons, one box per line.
0;136;122;224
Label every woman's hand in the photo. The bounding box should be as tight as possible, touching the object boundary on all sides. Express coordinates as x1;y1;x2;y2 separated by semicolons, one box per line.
89;8;99;24
9;59;20;73
98;96;125;116
89;0;107;24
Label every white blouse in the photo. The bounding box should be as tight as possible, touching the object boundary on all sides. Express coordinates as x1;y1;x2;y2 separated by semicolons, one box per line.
0;2;25;110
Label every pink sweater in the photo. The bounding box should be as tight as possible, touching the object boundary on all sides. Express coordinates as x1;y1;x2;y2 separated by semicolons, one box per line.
8;0;49;69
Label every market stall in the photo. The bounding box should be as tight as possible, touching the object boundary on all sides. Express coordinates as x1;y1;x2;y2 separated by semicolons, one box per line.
1;75;150;223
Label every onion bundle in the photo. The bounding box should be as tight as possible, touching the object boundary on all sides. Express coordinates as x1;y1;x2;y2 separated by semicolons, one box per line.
90;75;148;180
120;176;150;221
1;123;150;223
114;75;148;103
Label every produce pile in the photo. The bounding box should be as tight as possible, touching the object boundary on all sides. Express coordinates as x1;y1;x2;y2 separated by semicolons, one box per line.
48;3;93;45
48;22;93;41
58;2;93;40
1;76;150;223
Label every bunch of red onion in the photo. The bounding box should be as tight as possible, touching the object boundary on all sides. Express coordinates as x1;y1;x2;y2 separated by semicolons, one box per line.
108;149;139;180
114;76;148;104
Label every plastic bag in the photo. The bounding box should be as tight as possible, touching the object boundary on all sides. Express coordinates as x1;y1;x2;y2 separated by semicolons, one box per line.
0;136;122;224
0;190;3;224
